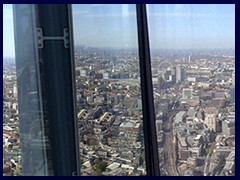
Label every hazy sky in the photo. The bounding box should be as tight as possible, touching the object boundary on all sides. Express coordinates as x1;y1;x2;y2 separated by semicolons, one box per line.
3;4;235;58
3;4;15;58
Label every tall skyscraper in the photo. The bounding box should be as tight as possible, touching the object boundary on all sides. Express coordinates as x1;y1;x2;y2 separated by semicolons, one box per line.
176;65;181;83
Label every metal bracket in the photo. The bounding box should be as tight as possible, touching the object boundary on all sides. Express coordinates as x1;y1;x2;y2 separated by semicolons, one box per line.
37;28;69;49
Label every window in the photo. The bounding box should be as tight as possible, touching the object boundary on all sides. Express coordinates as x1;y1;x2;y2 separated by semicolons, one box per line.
147;4;235;176
72;4;146;176
3;4;22;176
3;4;235;176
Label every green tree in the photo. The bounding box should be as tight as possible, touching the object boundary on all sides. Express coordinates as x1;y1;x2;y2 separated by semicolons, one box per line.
97;161;107;172
95;168;102;176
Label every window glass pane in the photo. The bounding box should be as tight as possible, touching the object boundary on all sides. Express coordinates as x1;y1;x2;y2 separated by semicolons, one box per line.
72;4;146;176
3;4;23;176
3;5;22;176
147;4;235;176
4;4;51;176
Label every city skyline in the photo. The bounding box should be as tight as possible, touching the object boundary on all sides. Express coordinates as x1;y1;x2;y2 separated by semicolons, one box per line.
3;44;235;176
3;4;235;58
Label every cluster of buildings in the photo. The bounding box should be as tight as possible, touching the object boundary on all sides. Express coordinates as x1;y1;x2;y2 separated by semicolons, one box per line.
3;62;22;176
151;50;235;176
3;48;235;176
74;49;146;175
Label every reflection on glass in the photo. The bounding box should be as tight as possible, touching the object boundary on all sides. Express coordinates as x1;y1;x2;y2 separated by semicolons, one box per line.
3;4;51;176
147;4;235;176
72;4;146;176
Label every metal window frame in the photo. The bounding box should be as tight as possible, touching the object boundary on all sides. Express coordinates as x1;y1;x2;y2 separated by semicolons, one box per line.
35;4;80;176
136;4;160;176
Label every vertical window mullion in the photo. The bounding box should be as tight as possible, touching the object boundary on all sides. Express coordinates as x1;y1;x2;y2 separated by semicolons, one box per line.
35;4;80;176
136;4;160;176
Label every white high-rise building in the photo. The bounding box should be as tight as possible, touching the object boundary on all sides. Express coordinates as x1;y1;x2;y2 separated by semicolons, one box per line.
176;65;182;83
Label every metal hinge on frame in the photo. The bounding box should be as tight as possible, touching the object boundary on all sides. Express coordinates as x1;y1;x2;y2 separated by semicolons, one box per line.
37;28;69;49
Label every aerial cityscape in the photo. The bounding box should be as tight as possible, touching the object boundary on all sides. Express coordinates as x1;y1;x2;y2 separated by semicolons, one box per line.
3;4;235;176
3;47;235;176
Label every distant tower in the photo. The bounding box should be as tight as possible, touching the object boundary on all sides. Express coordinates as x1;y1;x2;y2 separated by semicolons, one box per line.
188;55;191;62
171;67;176;84
176;65;182;83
